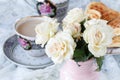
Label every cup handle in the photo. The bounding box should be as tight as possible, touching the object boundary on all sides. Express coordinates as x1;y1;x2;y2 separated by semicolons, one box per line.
36;2;43;15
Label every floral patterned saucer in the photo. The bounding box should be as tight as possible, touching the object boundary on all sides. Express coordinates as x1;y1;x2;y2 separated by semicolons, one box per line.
3;35;54;69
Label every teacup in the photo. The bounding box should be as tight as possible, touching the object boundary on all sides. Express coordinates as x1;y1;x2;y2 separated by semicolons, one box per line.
36;0;69;22
15;16;45;57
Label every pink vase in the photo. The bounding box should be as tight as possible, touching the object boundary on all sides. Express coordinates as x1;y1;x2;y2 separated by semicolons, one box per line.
60;59;99;80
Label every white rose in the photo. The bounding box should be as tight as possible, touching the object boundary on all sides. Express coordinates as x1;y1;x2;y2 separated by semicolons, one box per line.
88;45;107;57
83;19;114;57
42;16;57;22
84;19;108;29
63;8;86;26
45;32;76;64
63;23;81;38
35;18;59;47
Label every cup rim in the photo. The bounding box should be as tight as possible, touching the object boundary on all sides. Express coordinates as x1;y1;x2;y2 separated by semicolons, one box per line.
15;16;43;41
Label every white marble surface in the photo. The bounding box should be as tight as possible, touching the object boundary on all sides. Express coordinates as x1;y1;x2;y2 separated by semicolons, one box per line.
0;0;120;80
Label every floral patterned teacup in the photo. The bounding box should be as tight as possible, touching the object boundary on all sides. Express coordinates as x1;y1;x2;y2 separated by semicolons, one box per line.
15;16;45;57
37;0;69;21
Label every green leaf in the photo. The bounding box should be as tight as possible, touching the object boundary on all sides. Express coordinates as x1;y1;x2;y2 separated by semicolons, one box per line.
75;37;86;49
86;53;94;60
73;44;92;62
80;20;86;33
96;56;104;71
73;37;94;62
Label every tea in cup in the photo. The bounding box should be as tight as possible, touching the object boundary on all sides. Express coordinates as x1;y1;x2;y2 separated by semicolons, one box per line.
15;16;45;57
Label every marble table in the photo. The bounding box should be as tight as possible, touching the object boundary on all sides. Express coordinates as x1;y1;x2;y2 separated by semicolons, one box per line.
0;0;120;80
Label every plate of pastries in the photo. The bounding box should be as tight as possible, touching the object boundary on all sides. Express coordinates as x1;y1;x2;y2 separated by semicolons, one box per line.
86;2;120;47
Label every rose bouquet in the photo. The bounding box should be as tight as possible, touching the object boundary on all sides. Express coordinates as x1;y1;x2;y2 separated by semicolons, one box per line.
35;8;114;70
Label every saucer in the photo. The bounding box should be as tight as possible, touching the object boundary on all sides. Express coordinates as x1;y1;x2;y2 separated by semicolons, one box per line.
3;35;54;69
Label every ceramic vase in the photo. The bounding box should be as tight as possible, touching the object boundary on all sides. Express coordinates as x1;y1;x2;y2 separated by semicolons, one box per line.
60;59;99;80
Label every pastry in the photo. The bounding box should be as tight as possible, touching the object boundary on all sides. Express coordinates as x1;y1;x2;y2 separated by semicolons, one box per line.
86;2;108;14
107;16;120;29
109;36;120;47
86;9;101;19
108;17;120;47
102;9;119;21
86;2;120;21
114;28;120;36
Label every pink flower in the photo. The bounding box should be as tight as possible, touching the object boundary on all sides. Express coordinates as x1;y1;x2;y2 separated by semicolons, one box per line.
18;38;28;47
40;3;52;15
